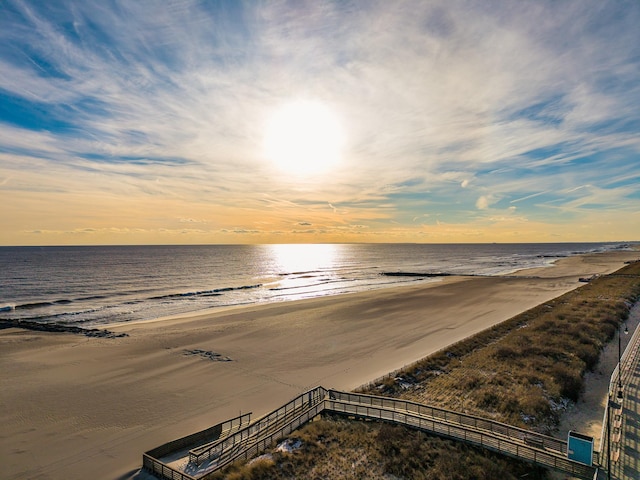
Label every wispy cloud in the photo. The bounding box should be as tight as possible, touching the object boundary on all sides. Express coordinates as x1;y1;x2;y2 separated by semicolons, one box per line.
1;0;639;244
510;192;549;204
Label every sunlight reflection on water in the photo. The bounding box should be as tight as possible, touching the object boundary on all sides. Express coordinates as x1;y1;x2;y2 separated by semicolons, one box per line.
267;243;339;275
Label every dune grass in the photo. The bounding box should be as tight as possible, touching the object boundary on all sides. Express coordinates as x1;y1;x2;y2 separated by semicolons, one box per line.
212;261;640;479
212;415;545;480
384;261;640;430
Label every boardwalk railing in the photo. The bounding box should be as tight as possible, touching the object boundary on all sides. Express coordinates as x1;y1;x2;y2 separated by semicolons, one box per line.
143;412;251;480
200;398;327;477
144;387;597;480
328;389;568;455
188;387;327;466
598;318;640;479
325;391;596;480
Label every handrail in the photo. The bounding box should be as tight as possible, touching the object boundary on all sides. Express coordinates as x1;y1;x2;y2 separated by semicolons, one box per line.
142;413;252;480
324;398;595;479
145;387;597;480
143;453;197;480
599;317;640;477
328;389;567;455
189;386;327;466
599;321;640;453
205;401;327;477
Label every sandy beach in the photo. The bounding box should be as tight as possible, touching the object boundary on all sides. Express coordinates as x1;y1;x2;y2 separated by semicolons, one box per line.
1;249;638;480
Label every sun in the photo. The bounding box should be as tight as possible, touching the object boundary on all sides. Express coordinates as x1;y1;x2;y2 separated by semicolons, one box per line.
264;99;345;176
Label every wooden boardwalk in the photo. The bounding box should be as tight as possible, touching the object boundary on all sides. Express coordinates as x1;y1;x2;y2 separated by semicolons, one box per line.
143;386;597;480
599;309;640;480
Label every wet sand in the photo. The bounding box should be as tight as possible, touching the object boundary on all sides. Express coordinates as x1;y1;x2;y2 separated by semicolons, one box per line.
1;249;637;479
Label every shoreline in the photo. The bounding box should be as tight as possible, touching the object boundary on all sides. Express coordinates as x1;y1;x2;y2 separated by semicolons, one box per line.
106;247;637;329
1;249;638;479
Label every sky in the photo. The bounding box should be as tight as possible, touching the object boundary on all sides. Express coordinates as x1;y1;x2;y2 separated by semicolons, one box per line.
1;0;639;245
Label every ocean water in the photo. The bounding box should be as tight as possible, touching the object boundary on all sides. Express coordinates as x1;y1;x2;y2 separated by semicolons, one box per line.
0;243;632;328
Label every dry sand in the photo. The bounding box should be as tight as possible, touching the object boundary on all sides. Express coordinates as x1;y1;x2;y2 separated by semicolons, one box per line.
1;249;638;480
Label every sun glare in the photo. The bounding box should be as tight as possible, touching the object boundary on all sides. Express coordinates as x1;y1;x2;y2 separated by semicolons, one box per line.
264;100;344;176
268;243;338;274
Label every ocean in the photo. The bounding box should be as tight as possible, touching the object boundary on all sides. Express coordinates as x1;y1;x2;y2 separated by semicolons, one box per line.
0;243;632;328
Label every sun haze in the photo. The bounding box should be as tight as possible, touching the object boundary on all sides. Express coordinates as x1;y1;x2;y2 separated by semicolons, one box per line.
1;1;639;245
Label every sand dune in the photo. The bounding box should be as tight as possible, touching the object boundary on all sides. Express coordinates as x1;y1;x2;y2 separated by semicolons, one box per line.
1;249;637;480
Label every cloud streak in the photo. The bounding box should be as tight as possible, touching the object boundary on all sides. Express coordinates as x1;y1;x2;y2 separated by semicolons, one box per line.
1;0;639;244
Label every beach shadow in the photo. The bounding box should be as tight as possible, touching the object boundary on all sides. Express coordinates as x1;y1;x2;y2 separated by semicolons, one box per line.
114;468;150;480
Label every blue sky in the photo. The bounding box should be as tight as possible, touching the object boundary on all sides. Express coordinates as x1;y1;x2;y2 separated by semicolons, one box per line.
1;0;639;245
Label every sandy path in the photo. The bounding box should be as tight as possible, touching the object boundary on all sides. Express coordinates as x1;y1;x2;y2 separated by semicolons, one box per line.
1;249;637;480
556;304;640;448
